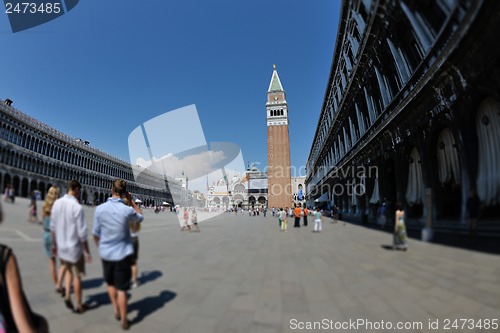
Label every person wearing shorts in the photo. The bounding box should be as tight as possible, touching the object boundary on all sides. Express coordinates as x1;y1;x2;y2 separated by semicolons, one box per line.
50;180;91;314
93;179;143;330
102;256;133;292
130;224;140;288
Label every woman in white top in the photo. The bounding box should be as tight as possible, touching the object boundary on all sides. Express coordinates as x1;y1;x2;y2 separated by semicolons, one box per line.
313;207;323;232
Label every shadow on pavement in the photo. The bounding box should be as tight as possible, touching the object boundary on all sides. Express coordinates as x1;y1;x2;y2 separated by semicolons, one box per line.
83;271;164;311
345;218;500;254
129;290;177;324
82;277;104;290
138;270;162;286
380;245;395;250
84;291;111;310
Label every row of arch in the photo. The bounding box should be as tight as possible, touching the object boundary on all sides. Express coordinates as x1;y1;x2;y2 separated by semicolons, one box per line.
1;172;169;207
208;195;267;208
0;106;174;205
309;0;464;175
307;0;500;234
0;148;166;198
0;120;132;181
309;97;500;224
269;109;285;117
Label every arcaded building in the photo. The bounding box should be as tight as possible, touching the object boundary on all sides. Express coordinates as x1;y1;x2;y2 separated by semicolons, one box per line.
306;0;500;238
0;98;186;206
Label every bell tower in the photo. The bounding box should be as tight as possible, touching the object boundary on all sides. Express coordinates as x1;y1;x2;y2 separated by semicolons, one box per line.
266;64;292;209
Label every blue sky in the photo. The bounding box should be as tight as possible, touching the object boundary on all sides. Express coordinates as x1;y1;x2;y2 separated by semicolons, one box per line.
0;0;340;176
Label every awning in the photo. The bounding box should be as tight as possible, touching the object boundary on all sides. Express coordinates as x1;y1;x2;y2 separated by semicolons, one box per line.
406;148;423;205
351;180;357;205
369;178;380;204
314;192;329;203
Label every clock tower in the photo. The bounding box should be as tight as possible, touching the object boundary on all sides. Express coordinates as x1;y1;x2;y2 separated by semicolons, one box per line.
266;64;292;209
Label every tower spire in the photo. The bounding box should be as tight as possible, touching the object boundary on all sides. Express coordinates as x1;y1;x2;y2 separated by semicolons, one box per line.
268;64;284;92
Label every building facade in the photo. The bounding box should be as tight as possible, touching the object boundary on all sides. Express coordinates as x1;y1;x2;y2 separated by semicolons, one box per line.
0;98;193;206
266;65;292;209
306;0;500;238
205;164;268;210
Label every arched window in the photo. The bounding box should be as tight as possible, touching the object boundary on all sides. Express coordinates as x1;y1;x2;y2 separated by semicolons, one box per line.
234;184;245;193
406;148;423;205
476;98;500;205
436;128;460;184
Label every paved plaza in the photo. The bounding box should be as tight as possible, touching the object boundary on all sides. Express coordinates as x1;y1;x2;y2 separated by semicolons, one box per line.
1;198;499;333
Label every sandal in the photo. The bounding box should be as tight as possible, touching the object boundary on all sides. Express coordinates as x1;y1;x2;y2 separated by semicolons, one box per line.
75;304;88;314
121;319;131;330
64;298;74;311
55;287;65;297
115;313;121;321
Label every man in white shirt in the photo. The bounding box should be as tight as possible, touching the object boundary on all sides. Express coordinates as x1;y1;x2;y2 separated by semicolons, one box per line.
50;179;91;314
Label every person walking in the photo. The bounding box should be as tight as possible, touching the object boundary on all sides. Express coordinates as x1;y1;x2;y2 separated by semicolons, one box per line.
93;179;143;330
3;183;10;202
182;207;191;232
303;206;309;227
50;180;92;314
331;204;339;224
393;203;408;251
28;191;38;223
4;183;15;203
293;204;301;228
191;208;200;232
277;207;282;230
121;197;142;290
377;203;387;229
42;186;65;291
313;207;323;232
279;208;287;232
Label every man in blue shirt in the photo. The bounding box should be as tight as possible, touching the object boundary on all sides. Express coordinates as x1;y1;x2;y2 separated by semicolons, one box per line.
93;179;143;330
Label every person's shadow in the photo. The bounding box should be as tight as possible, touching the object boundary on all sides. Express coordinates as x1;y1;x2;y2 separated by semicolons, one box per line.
82;277;104;290
138;270;162;286
84;291;112;310
129;290;177;324
83;270;166;311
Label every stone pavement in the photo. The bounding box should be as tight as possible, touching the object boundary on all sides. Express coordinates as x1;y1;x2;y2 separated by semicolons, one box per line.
1;198;499;333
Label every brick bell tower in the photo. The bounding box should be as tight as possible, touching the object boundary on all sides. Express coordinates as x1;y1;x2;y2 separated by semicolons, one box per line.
266;64;292;209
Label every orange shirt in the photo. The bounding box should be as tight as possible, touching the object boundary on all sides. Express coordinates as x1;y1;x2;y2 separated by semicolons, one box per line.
294;207;301;218
303;208;309;216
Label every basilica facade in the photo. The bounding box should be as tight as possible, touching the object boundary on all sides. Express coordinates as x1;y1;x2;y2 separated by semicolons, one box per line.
205;164;268;210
